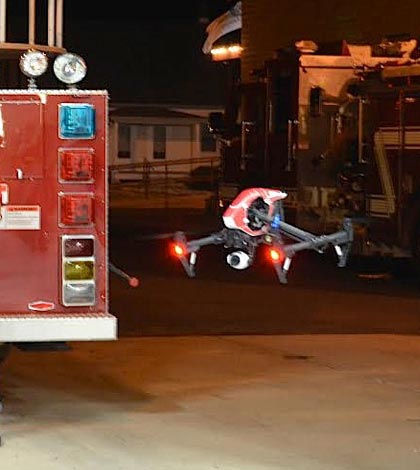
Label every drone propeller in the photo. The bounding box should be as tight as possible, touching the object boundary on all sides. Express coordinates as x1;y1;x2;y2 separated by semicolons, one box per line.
134;229;218;242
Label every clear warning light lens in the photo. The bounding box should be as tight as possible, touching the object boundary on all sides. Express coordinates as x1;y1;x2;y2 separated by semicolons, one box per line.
63;282;95;306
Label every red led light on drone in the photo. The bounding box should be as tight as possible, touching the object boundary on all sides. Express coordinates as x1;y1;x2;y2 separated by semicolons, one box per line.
172;243;186;257
268;247;285;263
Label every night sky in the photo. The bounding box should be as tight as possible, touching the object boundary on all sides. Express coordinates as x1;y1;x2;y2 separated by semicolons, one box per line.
7;1;229;19
64;1;229;20
7;1;232;105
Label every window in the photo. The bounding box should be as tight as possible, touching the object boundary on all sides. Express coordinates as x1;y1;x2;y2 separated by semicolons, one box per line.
200;123;217;152
118;124;131;159
153;126;166;159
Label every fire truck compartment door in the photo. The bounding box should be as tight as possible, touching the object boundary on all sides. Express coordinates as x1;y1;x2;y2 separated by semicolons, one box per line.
0;101;44;178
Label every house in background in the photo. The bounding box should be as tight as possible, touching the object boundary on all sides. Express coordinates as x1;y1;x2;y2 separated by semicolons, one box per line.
108;104;223;181
65;10;228;182
60;8;229;183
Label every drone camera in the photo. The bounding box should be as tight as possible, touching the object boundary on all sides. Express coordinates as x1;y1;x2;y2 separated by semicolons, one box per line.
226;251;252;270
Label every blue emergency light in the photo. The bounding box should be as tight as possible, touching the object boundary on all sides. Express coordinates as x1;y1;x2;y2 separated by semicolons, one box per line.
59;103;96;139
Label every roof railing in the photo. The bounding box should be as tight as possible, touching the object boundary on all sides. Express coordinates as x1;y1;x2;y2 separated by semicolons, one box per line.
0;0;65;57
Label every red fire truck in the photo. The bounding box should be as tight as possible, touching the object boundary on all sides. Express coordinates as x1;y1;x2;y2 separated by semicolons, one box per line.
0;51;118;348
0;6;143;428
0;2;128;364
212;38;420;266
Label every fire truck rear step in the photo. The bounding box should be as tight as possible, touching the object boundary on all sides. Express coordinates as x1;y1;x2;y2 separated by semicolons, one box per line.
0;314;117;342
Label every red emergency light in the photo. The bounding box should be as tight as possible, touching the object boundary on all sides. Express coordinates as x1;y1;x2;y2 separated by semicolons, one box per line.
60;193;94;226
59;149;94;182
63;237;94;257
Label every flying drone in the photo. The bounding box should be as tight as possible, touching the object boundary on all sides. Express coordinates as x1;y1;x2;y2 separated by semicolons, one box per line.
171;187;353;284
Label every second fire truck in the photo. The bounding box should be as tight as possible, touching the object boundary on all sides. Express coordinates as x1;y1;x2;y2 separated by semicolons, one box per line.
211;38;420;267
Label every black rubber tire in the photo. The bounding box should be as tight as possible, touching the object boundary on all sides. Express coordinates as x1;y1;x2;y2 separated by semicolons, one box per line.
410;221;420;276
0;343;11;365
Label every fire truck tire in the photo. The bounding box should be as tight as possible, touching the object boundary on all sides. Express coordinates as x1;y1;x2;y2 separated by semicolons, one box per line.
0;343;11;364
410;221;420;274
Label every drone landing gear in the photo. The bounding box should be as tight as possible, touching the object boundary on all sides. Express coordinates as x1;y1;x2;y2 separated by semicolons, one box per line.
270;218;353;284
173;231;227;278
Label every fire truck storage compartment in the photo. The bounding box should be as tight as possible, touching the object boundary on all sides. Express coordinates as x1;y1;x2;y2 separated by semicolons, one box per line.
0;99;45;178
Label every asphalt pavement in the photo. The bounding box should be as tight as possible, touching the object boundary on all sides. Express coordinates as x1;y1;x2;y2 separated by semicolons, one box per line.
3;334;420;470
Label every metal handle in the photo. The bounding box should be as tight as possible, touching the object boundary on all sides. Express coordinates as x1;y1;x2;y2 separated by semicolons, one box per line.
287;120;299;171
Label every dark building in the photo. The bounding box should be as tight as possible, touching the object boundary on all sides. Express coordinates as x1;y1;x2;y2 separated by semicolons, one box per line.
242;0;420;81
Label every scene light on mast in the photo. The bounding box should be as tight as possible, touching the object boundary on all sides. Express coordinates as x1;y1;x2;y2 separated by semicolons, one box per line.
211;44;242;61
53;53;87;86
19;50;48;88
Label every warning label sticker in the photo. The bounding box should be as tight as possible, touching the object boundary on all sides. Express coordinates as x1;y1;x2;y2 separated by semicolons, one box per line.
0;205;41;230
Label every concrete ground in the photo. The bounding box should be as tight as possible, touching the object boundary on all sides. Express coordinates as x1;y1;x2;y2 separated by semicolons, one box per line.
2;334;420;469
